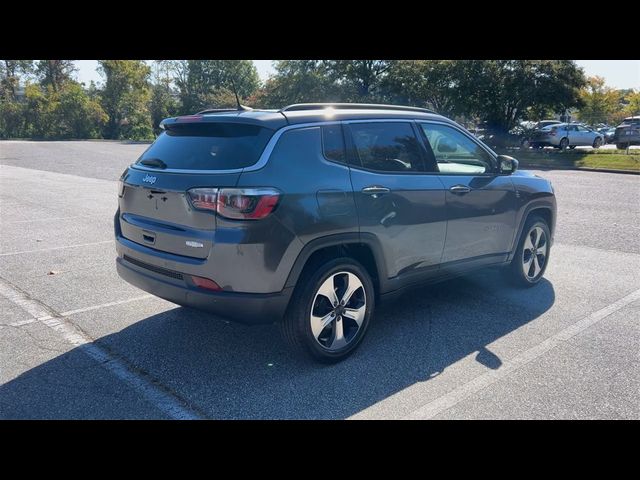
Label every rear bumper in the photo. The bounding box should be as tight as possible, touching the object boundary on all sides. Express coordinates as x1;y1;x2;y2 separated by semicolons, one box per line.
116;248;293;325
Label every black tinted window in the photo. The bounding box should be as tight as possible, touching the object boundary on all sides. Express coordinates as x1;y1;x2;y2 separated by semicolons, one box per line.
349;122;424;172
138;123;274;170
322;125;346;163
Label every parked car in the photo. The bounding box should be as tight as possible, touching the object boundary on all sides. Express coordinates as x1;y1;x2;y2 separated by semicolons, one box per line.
115;103;557;362
529;123;604;150
520;120;562;148
600;127;616;144
613;116;640;149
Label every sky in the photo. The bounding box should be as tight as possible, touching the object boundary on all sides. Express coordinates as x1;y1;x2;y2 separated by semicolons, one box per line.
75;60;639;90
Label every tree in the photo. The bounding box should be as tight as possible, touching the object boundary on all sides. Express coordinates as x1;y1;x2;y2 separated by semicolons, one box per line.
150;61;180;134
36;60;76;92
382;60;465;116
249;60;342;108
0;60;34;99
324;60;392;101
98;60;153;140
20;81;106;139
577;76;620;125
170;60;260;112
622;90;640;118
461;60;586;133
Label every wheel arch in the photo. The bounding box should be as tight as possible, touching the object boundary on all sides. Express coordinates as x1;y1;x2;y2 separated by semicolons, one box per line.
283;233;388;298
508;202;555;262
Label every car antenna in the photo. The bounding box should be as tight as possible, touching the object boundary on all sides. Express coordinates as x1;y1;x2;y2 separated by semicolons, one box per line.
230;78;252;112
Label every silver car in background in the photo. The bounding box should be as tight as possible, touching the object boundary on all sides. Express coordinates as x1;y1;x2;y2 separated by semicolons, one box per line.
529;123;604;150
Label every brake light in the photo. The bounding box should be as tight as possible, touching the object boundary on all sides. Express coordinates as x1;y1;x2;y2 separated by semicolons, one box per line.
176;115;203;122
187;188;218;211
187;187;280;220
191;275;221;291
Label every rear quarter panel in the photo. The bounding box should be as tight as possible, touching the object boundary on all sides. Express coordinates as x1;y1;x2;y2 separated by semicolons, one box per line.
213;125;358;293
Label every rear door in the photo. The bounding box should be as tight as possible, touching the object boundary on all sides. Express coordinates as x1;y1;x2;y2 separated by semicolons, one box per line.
345;120;447;279
417;121;517;265
118;122;274;259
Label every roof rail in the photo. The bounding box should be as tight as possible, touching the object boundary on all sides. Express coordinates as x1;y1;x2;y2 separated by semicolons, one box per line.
197;105;253;114
280;103;436;114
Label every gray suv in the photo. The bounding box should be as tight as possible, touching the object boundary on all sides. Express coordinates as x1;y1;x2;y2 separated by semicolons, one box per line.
115;103;556;362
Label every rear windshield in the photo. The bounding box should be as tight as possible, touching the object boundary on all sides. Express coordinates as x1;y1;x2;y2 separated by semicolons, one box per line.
137;123;274;170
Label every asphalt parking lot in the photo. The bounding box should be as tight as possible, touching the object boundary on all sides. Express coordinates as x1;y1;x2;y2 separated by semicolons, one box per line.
1;140;639;419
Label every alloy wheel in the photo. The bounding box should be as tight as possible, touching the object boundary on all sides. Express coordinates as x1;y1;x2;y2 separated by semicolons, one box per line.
522;226;548;281
310;271;366;351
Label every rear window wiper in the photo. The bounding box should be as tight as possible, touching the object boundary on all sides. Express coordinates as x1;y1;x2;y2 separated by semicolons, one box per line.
139;158;167;169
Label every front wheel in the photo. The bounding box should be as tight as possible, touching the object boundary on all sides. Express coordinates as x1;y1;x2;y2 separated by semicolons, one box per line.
280;257;375;363
592;137;602;149
505;216;551;288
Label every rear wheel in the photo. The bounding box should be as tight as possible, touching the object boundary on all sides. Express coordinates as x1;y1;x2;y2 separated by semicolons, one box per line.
280;257;375;363
505;216;551;288
592;137;602;149
559;138;569;150
616;143;628;150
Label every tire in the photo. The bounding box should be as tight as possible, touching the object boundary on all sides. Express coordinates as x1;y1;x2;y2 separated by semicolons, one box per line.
592;137;602;149
569;145;576;150
559;138;569;150
505;216;551;288
520;139;530;149
280;257;375;363
616;143;628;150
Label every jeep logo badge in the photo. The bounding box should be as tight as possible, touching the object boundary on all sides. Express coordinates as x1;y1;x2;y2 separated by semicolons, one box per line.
142;174;157;185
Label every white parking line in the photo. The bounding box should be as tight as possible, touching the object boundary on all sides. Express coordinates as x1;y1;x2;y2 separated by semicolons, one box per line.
0;277;203;420
59;295;153;317
401;287;640;420
0;240;114;257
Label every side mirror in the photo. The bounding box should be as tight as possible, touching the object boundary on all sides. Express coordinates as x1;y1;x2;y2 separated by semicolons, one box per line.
497;155;518;174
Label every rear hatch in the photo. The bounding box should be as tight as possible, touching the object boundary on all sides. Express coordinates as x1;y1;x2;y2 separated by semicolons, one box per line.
615;119;640;140
118;121;275;259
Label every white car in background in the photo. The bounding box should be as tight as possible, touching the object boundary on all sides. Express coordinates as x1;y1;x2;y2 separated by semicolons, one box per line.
528;123;604;150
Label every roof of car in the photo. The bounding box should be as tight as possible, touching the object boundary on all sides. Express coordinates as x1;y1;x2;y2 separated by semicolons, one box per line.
160;104;451;131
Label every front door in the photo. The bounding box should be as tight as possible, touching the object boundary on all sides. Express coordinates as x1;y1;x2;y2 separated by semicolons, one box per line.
345;121;447;279
417;121;517;265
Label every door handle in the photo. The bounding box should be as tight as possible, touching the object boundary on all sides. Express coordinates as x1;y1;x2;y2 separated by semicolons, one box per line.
449;185;471;195
362;186;390;199
362;186;390;196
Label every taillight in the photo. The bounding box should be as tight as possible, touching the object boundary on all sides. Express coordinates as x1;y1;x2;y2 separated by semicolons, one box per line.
187;188;218;212
187;187;280;220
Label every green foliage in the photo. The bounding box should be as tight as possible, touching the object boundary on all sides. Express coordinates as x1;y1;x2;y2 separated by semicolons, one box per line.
577;76;621;125
170;60;260;113
35;60;76;92
17;82;106;139
150;61;180;134
460;60;586;132
98;60;153;140
250;61;342;108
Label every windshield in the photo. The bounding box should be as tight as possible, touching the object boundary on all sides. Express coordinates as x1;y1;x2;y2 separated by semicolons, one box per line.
137;123;274;170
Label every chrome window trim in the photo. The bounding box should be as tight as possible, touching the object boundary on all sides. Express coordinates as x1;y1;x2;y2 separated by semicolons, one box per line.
415;119;499;162
127;118;492;176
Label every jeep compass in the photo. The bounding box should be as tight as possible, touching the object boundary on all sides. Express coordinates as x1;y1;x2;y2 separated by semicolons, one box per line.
115;103;557;362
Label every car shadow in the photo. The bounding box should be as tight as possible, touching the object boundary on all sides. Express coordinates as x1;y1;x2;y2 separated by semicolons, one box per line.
0;268;555;419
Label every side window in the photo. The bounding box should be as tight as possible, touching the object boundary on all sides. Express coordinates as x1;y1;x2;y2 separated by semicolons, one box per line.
348;122;425;172
322;124;346;163
418;123;494;175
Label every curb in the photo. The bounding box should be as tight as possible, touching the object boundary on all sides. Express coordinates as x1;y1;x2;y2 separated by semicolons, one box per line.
520;164;640;175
